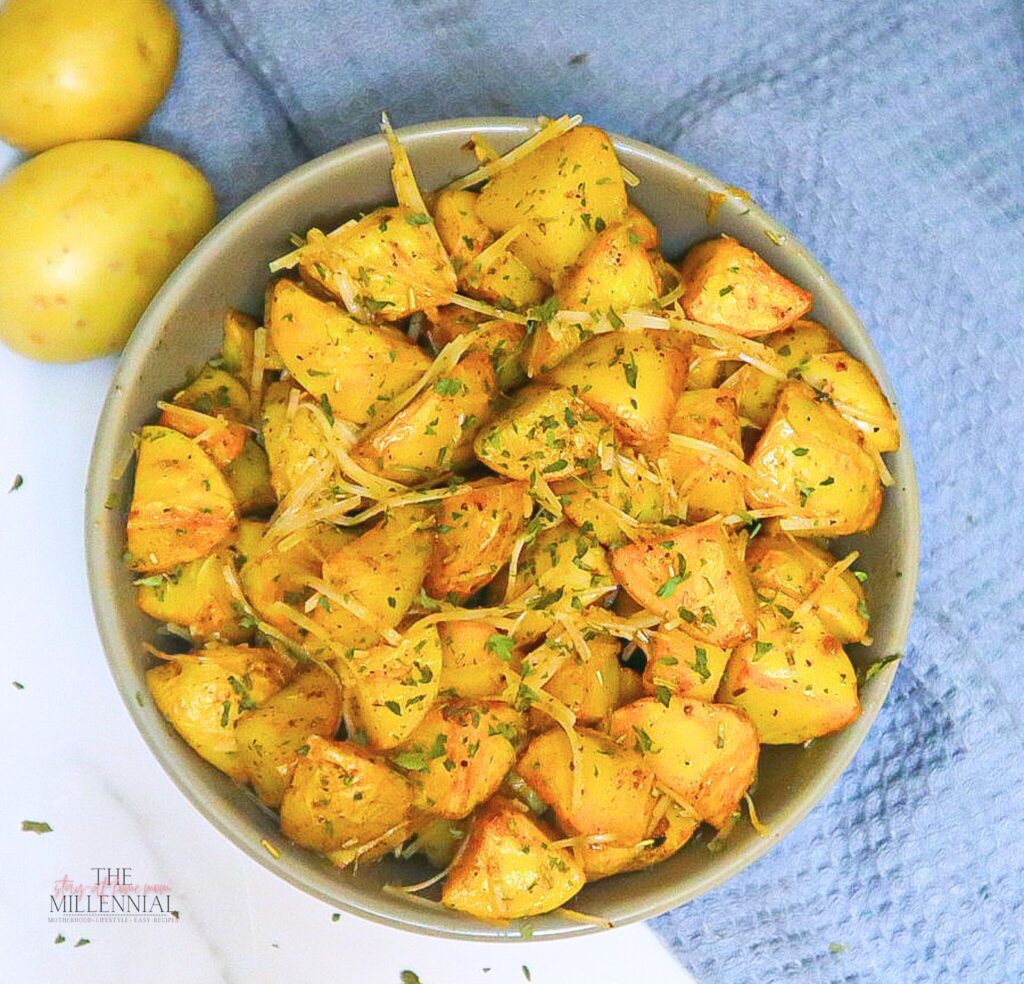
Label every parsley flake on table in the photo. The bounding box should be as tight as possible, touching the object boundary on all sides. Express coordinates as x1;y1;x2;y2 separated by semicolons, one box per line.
21;820;52;834
9;474;23;492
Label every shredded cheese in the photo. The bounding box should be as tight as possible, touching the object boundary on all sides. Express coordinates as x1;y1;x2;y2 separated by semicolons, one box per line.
249;327;267;416
791;550;860;624
449;292;530;325
667;434;754;477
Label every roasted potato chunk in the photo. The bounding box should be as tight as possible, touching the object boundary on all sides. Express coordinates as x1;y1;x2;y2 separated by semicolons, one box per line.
745;381;883;536
581;801;699;881
127;426;237;573
678;236;812;337
221;308;259;382
171;364;251;422
298;206;456;319
267;279;431;426
610;521;757;648
223;437;276;516
442;799;585;920
438;620;519;699
610;696;759;829
279;736;413;854
542;633;621;725
642;629;732;703
157;402;248;469
425;477;529;600
259;380;333;500
717;609;861;744
473;384;614;481
235;666;343;807
146;645;291;780
425;307;528;391
475;125;628;282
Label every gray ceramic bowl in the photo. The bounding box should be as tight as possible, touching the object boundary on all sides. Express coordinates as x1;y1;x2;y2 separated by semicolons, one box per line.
85;117;919;940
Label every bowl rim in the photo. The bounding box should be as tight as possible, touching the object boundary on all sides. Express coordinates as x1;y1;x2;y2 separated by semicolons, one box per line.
85;115;920;940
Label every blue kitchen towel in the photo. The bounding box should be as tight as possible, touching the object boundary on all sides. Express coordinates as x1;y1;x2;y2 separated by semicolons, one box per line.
146;1;1024;979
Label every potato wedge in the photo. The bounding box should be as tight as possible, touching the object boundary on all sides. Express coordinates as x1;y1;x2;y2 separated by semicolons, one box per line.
259;380;333;500
473;384;614;481
223;437;277;516
745;380;883;536
717;609;861;744
441;798;585;920
543;633;621;725
425;477;529;600
581;801;699;881
395;700;525;818
610;521;757;648
127;426;237;573
172;364;251;422
438;620;519;699
351;349;497;482
279;736;413;853
610;696;759;829
678;236;812;337
235;665;343;807
475;125;627;282
267;279;431;426
146;645;291;780
642;629;732;703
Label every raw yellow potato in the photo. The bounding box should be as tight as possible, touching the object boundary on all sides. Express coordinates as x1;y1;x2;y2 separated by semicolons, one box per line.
235;666;342;807
298;206;456;320
349;626;443;750
745;380;883;536
146;645;291;780
610;696;759;829
610;521;757;648
223;438;276;516
476;125;628;282
425;308;529;391
352;349;497;482
542;634;622;725
530;223;661;374
260;380;332;500
279;736;413;854
425;477;529;600
473;384;614;480
519;728;656;844
312;506;435;650
438;621;519;698
0;0;179;152
642;629;732;703
722;319;839;427
544;330;690;448
126;426;237;573
267;279;431;426
581;801;699;881
442;798;585;920
746;534;869;644
0;141;214;362
396;700;524;818
662;389;746;522
678;236;812;337
717;609;861;744
552;450;665;547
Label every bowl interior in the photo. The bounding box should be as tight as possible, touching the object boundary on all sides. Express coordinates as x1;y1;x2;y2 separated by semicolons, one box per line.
86;118;919;940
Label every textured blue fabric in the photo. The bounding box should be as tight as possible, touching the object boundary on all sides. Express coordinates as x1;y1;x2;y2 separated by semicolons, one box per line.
148;1;1024;979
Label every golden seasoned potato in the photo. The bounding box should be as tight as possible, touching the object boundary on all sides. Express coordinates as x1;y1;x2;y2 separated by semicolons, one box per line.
259;380;333;500
473;384;614;481
223;437;276;516
172;364;251;422
442;798;585;920
544;330;689;448
552;451;665;547
543;634;621;725
279;736;413;854
425;478;529;600
408;817;470;869
662;388;746;522
678;236;812;337
624;204;660;251
610;696;759;829
581;801;699;881
718;609;861;744
438;620;519;698
349;626;443;750
746;534;869;644
352;349;497;482
476;125;628;282
610;521;757;648
745;381;883;536
235;666;342;807
642;629;731;703
267;279;431;426
432;189;494;272
221;308;260;381
127;426;237;573
157;403;248;469
396;700;525;818
146;645;291;780
298;206;456;320
313;506;435;650
425;309;529;391
617;665;646;706
519;728;656;844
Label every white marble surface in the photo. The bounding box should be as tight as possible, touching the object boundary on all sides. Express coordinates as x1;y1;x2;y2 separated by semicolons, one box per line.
0;141;696;984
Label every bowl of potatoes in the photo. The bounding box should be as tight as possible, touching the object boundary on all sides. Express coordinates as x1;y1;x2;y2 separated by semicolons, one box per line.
86;115;919;939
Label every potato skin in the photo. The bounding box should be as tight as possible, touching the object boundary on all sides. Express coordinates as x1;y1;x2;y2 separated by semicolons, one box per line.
442;799;585;920
0;0;179;152
127;426;237;573
0;141;214;362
